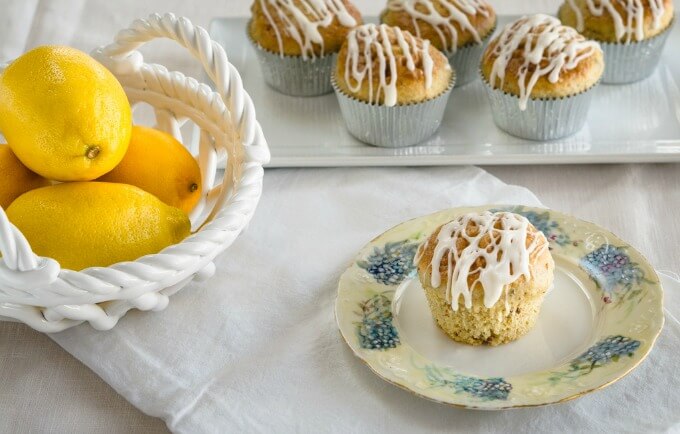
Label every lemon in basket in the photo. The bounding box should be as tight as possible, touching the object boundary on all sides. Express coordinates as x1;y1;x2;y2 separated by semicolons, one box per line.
6;182;191;271
98;126;203;214
0;45;131;182
0;144;50;209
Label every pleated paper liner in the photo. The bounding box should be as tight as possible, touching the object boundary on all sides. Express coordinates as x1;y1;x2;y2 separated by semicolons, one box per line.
247;25;336;97
599;19;674;84
480;71;600;141
332;73;456;148
445;24;496;88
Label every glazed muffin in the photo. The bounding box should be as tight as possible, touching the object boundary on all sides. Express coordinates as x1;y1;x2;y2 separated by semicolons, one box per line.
558;0;675;83
558;0;674;42
332;23;455;147
480;14;604;140
415;211;554;346
248;0;363;96
381;0;497;86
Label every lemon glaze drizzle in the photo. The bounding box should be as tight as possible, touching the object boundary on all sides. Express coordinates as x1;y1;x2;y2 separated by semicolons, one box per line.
565;0;666;43
259;0;358;59
488;14;601;110
386;0;491;53
344;23;435;107
415;211;548;312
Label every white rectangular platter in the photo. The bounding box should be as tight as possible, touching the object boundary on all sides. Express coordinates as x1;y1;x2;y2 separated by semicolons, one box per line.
210;15;680;167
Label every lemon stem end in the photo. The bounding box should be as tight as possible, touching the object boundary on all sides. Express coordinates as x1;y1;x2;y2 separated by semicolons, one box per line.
86;146;100;160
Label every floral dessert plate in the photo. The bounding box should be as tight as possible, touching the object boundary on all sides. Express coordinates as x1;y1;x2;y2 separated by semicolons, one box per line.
335;205;664;409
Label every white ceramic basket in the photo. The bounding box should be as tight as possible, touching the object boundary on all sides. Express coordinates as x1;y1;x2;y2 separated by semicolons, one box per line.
0;13;269;333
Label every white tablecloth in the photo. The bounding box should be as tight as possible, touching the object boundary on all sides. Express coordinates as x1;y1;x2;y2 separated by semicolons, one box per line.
0;1;679;433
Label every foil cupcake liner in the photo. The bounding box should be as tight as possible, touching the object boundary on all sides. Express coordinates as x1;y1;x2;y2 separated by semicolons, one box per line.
332;74;456;148
446;26;496;88
481;73;598;141
247;27;335;97
600;20;674;84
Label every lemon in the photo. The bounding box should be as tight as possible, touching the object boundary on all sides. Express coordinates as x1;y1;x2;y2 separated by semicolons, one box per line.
0;144;50;209
6;182;191;270
0;45;132;181
99;126;202;213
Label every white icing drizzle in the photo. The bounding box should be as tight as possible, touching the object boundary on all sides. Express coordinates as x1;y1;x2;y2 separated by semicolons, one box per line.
259;0;358;59
415;212;548;312
488;14;601;110
386;0;492;53
565;0;667;43
344;23;435;107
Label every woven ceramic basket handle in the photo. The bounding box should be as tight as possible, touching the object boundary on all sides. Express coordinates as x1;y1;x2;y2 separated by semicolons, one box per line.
94;12;270;166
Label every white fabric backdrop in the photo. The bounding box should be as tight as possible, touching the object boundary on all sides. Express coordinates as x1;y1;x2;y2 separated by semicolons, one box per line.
45;165;680;433
50;167;551;432
0;1;679;433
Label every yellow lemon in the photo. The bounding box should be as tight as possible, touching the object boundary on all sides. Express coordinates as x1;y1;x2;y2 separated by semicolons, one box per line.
6;182;191;270
98;126;202;214
0;144;50;209
0;45;131;181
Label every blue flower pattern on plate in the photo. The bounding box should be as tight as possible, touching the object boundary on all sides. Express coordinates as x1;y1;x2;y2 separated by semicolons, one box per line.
425;365;512;401
357;240;419;285
356;293;400;350
574;335;640;368
549;335;641;383
580;244;645;293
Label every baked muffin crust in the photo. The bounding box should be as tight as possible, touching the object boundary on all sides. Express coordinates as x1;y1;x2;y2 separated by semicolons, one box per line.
334;23;452;106
249;0;363;58
381;0;497;52
558;0;675;43
480;14;604;106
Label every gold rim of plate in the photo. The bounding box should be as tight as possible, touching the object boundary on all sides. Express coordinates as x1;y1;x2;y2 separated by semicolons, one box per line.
335;205;664;409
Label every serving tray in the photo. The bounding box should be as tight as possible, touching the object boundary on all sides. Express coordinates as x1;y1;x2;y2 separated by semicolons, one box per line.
210;15;680;167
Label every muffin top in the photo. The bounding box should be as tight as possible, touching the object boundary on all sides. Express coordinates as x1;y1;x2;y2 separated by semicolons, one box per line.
558;0;674;43
249;0;363;59
415;211;552;311
381;0;497;53
334;23;452;106
481;14;604;110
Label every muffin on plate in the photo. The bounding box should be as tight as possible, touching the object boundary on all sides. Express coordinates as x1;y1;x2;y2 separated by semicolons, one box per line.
248;0;363;96
415;211;555;346
480;14;604;140
381;0;497;87
332;23;455;147
558;0;675;83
